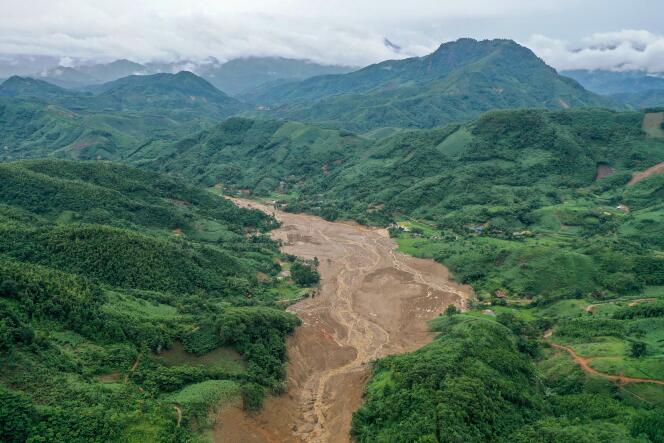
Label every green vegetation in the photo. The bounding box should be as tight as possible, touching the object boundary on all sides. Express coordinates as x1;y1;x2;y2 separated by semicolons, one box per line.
0;160;306;442
353;310;664;442
0;72;246;163
2;39;664;442
244;38;613;131
353;304;664;442
352;317;543;442
152;107;664;441
290;258;320;287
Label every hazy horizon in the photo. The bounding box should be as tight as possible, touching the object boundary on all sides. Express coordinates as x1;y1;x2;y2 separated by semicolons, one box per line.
2;0;664;73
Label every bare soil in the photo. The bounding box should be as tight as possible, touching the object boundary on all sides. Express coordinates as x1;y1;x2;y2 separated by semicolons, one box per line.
629;160;664;185
215;199;472;443
595;164;614;180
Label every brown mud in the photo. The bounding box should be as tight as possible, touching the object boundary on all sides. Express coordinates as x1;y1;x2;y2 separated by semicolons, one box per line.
214;199;472;443
629;160;664;185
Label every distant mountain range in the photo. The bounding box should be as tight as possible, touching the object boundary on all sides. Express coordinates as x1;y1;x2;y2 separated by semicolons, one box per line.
562;69;664;109
2;38;646;143
0;71;244;119
0;56;354;95
0;76;81;99
561;69;664;95
242;38;613;131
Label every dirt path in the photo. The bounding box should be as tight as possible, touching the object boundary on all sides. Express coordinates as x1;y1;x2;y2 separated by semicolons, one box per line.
174;405;182;427
215;200;472;443
629;160;664;185
550;343;664;386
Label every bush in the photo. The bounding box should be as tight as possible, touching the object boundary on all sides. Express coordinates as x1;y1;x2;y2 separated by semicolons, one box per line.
242;383;264;411
291;260;320;287
445;305;459;316
628;341;647;358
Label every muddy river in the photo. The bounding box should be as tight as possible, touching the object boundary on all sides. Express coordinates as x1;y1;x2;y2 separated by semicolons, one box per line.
215;200;472;442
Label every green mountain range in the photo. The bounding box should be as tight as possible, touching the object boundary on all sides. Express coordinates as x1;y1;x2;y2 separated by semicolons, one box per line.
243;39;613;131
199;57;354;95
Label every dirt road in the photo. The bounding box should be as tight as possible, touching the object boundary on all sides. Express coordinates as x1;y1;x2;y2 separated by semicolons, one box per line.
215;200;472;443
550;343;664;386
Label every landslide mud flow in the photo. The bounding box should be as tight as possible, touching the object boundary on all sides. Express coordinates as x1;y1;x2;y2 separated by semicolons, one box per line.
215;200;472;443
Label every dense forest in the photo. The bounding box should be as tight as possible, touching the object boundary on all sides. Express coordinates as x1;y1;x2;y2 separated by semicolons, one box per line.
0;160;320;442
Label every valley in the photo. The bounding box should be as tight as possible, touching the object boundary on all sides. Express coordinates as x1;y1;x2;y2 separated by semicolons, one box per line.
214;199;471;442
2;30;664;442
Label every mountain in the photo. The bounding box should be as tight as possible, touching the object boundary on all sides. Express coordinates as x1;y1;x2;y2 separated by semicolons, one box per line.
242;38;613;131
198;57;354;95
0;159;308;442
0;57;353;92
0;72;247;162
92;71;246;117
611;89;664;109
77;59;149;84
35;65;98;89
562;69;664;95
0;76;80;99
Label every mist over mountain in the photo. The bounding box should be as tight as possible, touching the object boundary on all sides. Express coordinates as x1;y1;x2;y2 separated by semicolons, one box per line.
562;69;664;95
0;55;354;97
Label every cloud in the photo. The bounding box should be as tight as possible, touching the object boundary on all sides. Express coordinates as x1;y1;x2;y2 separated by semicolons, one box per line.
58;56;75;68
1;1;663;73
0;0;563;66
527;30;664;72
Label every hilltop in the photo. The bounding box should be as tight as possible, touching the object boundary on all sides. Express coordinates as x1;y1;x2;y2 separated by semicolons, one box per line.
0;76;81;99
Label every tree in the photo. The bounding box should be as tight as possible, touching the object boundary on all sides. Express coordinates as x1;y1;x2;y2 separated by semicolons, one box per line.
629;341;647;358
291;261;320;287
445;305;459;316
242;383;264;411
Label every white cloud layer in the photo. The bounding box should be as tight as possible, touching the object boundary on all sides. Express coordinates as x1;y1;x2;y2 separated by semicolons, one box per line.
528;30;664;72
1;1;663;71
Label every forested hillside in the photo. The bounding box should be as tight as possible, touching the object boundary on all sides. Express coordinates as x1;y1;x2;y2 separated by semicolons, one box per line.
147;117;370;192
243;39;613;131
118;107;664;306
0;71;253;164
0;160;315;442
0;97;191;161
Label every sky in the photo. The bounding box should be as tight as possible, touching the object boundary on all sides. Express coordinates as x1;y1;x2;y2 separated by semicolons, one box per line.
2;0;664;71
